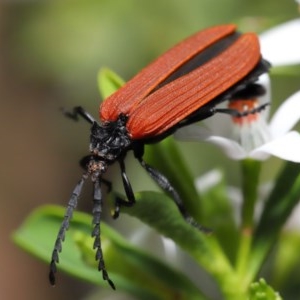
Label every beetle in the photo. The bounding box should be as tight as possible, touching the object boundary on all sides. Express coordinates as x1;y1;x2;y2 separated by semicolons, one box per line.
49;24;270;289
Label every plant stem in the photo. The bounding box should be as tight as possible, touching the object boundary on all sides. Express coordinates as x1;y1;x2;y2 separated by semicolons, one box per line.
235;159;261;283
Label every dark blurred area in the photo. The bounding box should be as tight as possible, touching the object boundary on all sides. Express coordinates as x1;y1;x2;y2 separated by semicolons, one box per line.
0;1;298;299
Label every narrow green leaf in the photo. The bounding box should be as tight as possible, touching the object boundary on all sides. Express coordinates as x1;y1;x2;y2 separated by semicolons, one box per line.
144;137;203;220
200;175;239;263
249;162;300;280
272;231;300;289
270;64;300;77
13;205;204;300
97;67;125;99
122;191;234;283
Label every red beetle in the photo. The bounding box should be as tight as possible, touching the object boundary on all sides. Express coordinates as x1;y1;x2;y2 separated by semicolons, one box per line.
49;24;270;289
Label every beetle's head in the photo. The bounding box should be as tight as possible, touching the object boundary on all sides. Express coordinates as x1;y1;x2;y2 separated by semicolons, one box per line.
89;114;131;162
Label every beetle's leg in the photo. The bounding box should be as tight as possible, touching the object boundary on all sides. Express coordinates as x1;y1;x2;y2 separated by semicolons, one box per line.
49;173;88;285
62;106;96;124
112;159;136;219
92;177;115;290
177;100;269;130
136;156;210;233
214;102;269;117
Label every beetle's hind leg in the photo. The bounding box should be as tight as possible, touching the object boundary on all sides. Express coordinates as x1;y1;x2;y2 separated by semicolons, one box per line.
136;156;211;233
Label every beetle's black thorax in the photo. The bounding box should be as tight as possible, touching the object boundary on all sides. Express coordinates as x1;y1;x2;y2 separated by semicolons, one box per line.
89;114;131;162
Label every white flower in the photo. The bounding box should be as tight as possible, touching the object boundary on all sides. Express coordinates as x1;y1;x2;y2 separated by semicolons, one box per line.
259;18;300;67
175;19;300;162
176;85;300;162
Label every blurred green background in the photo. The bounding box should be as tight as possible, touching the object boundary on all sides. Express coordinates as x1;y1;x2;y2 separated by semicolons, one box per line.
1;1;299;299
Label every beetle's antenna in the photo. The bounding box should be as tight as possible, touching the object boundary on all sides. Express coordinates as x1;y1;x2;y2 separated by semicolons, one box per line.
92;177;115;290
62;106;96;124
49;173;88;285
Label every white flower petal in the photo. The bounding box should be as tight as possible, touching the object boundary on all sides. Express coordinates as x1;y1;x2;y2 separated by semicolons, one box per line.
205;136;247;160
175;125;248;160
195;169;223;192
259;19;300;66
256;74;272;120
285;202;300;229
251;131;300;162
248;150;271;161
269;90;300;137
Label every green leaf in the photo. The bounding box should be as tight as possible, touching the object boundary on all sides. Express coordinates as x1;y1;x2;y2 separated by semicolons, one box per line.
200;173;239;263
97;67;125;99
249;162;300;281
272;231;300;289
13;205;204;300
144;137;203;220
146;139;239;266
249;279;282;300
122;192;239;293
122;191;210;257
270;64;300;77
